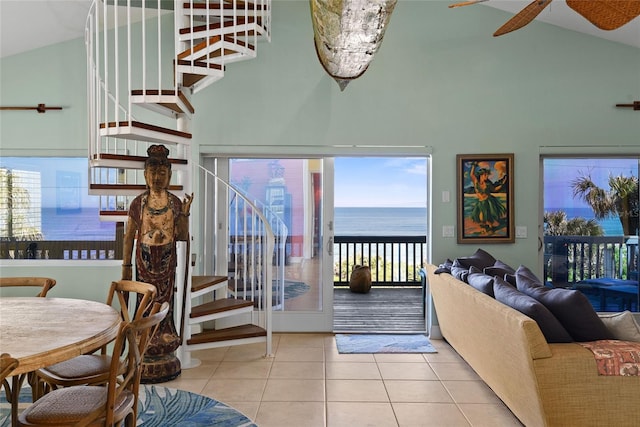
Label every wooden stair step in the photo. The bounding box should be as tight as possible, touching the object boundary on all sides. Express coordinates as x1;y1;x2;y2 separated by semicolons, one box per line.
190;298;254;318
192;275;228;293
177;59;223;71
184;1;266;11
92;153;188;169
90;183;183;191
178;35;254;61
99;121;192;145
130;89;195;115
179;16;260;35
187;324;266;346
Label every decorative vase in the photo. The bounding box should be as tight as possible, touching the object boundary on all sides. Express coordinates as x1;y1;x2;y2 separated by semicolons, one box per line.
349;265;372;294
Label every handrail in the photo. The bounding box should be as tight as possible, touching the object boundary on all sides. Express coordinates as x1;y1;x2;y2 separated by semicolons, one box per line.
198;165;279;352
544;235;639;286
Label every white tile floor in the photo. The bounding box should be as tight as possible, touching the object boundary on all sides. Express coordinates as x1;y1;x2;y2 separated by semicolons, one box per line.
164;334;524;427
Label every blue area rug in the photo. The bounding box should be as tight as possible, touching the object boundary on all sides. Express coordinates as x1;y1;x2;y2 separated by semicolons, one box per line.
1;385;256;427
336;334;437;354
282;280;310;300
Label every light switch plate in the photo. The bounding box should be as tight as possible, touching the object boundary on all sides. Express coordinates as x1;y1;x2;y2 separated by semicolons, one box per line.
515;226;527;238
443;225;455;237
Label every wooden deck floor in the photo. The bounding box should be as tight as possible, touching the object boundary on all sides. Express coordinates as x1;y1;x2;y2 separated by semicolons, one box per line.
333;287;426;333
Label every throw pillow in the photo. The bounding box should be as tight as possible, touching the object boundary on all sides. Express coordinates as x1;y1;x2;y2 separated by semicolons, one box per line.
451;266;470;283
504;273;517;287
452;248;496;270
434;259;453;274
467;270;495;297
516;273;614;342
515;265;542;285
598;311;640;342
493;277;573;343
484;260;516;278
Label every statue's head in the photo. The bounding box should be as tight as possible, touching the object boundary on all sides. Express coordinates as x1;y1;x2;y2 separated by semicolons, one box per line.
144;145;171;190
145;145;171;170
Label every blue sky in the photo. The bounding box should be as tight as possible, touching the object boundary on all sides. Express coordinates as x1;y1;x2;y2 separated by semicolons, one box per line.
334;157;639;210
334;157;427;207
543;158;638;211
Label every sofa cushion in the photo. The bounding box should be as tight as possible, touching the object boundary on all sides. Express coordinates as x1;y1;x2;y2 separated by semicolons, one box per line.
516;267;614;342
452;248;496;270
484;260;516;277
598;311;640;342
467;269;496;297
493;276;573;343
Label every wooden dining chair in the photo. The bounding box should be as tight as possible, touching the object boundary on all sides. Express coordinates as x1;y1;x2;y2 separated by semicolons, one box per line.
0;277;56;297
18;302;169;427
1;353;19;391
33;280;157;397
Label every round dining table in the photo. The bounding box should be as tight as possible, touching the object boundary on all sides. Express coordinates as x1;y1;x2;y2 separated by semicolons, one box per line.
0;297;121;426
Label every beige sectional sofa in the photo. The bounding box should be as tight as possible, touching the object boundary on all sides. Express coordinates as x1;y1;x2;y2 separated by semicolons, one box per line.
426;264;640;427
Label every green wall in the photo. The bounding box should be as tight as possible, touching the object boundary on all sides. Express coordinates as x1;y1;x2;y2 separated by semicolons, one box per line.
1;1;639;303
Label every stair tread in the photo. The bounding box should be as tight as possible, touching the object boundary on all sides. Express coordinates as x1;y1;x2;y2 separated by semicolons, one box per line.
191;298;254;318
184;1;266;11
187;324;266;345
93;153;188;165
192;275;228;292
90;183;183;191
130;89;195;114
100;121;192;139
179;16;260;35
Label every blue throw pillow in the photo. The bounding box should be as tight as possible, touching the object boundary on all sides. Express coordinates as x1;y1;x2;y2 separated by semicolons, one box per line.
467;269;496;297
494;277;573;343
452;248;496;270
516;267;614;342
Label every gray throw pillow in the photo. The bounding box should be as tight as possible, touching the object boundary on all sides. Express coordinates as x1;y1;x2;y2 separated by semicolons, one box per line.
494;277;573;343
484;260;516;278
598;311;640;342
452;248;496;270
467;269;496;297
516;269;614;342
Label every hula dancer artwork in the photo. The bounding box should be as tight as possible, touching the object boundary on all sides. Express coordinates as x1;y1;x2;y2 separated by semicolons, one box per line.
122;144;193;383
457;154;514;243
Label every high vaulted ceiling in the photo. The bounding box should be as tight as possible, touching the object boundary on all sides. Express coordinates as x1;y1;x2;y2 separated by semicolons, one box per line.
1;0;639;59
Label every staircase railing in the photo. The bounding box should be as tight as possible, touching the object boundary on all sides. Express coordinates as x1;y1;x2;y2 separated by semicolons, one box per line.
197;166;279;350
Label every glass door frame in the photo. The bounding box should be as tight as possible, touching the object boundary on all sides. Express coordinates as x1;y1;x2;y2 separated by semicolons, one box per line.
201;146;432;332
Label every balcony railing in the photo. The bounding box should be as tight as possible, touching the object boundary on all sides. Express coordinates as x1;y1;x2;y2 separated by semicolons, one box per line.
333;235;426;287
544;235;639;287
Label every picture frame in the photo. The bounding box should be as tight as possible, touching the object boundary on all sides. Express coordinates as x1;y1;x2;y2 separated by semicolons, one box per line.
456;153;514;244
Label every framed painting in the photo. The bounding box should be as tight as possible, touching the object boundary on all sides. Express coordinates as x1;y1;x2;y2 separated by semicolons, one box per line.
456;153;514;243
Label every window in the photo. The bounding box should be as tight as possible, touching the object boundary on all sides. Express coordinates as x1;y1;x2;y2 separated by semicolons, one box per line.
543;157;639;312
0;158;120;260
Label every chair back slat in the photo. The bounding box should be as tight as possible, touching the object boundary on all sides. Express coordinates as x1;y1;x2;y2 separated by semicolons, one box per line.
0;277;56;297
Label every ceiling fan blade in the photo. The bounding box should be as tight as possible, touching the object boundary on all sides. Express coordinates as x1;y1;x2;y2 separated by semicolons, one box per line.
493;0;553;37
567;0;640;30
449;0;489;9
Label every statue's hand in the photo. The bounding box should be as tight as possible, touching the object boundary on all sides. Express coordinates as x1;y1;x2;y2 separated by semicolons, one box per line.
183;192;193;215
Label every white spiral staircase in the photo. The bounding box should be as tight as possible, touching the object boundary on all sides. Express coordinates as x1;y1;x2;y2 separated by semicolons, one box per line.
85;0;275;363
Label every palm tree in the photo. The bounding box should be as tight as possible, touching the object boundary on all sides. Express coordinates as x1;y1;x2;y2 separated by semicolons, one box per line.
544;210;603;236
572;173;639;236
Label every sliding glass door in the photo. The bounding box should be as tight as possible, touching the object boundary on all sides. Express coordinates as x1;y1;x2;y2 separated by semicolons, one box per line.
542;157;639;313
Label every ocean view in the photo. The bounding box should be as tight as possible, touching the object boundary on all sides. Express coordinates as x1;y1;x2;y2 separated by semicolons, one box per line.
35;206;628;241
335;207;427;236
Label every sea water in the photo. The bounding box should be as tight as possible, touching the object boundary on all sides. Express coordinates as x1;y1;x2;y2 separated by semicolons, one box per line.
334;207;427;236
